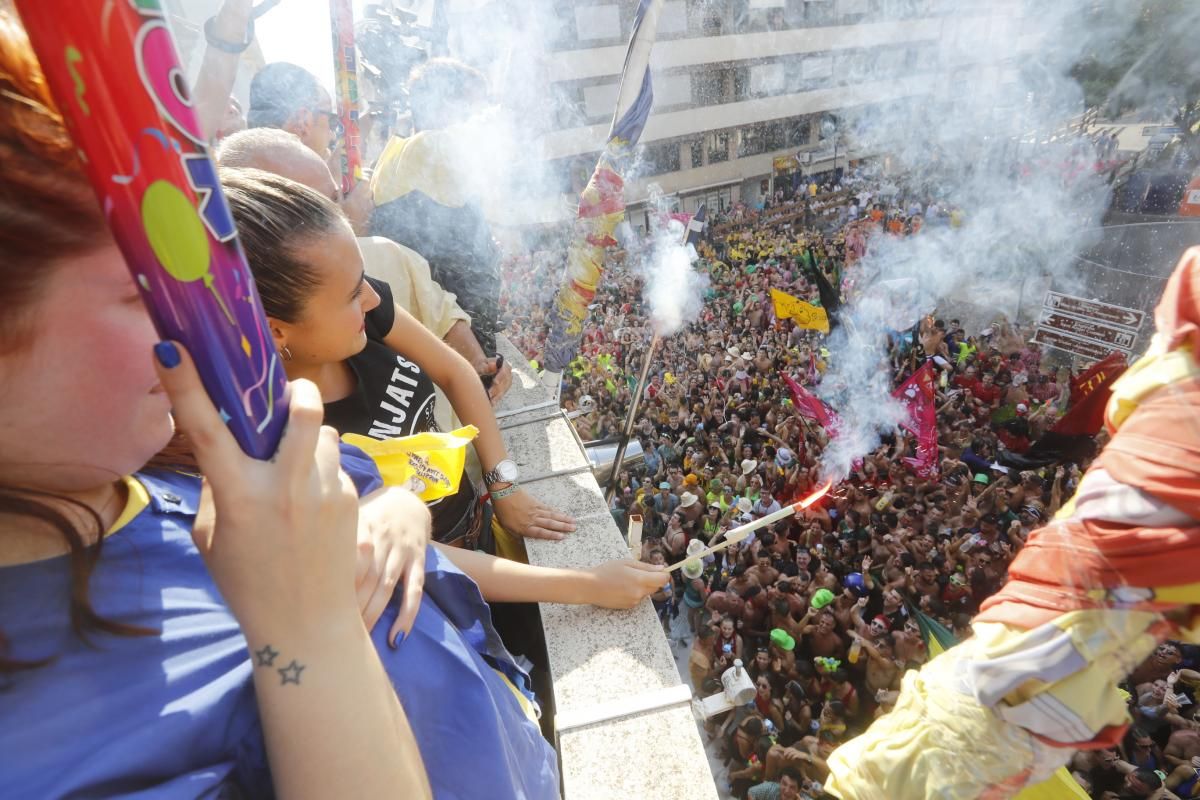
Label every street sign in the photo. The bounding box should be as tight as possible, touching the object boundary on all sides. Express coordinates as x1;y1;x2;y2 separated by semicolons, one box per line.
1032;327;1119;362
1037;309;1137;351
1042;291;1144;330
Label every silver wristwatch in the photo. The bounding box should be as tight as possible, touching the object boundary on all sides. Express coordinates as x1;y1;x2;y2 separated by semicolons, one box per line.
483;458;519;488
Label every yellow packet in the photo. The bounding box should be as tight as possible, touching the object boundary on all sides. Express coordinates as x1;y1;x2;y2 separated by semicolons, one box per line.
342;425;479;502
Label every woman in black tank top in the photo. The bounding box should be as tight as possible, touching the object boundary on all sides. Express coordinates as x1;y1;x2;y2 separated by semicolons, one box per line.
221;169;575;548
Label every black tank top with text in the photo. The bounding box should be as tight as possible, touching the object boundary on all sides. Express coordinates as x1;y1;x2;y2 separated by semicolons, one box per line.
323;277;477;539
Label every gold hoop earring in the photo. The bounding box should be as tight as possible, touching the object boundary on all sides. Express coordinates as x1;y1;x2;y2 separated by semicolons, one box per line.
280;346;293;361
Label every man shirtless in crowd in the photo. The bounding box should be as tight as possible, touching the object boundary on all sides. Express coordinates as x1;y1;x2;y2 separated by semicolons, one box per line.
804;612;846;658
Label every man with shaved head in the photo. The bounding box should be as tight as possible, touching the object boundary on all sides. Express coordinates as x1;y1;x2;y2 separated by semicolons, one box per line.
217;127;511;403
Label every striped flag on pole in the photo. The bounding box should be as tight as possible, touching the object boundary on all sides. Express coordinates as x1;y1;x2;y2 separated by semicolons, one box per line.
543;0;664;374
686;203;707;248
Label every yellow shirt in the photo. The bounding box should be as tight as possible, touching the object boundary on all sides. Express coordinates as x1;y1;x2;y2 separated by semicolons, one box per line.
358;236;470;340
107;475;151;535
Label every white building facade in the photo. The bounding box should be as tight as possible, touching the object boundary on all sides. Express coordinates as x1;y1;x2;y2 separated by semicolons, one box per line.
539;0;1029;218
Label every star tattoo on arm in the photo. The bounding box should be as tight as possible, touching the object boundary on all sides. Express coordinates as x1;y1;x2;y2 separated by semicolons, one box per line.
278;659;306;686
254;644;279;667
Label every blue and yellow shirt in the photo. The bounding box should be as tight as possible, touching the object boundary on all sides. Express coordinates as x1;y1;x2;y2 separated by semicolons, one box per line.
0;452;557;799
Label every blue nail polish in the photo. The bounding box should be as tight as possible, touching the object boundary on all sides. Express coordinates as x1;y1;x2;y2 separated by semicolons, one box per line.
154;341;181;368
391;631;406;648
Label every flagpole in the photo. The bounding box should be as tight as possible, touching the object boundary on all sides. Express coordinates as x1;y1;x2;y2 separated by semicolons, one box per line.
601;200;705;502
605;330;660;503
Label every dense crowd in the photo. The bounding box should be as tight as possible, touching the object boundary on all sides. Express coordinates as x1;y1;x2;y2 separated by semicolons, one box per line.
5;0;1194;796
504;174;1198;800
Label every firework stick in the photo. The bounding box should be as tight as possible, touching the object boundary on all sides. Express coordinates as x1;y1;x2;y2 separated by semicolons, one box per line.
16;0;287;458
628;514;644;560
667;483;832;572
330;0;362;195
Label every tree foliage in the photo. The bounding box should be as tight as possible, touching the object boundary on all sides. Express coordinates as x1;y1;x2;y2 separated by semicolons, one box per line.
1070;0;1200;156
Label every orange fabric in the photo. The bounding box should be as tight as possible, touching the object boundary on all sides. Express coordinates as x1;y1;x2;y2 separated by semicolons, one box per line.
976;518;1200;630
1098;376;1200;519
1179;180;1200;218
1154;246;1200;356
978;377;1200;630
977;243;1200;632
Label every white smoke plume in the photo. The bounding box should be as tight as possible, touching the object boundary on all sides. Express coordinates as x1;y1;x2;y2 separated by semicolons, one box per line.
814;0;1142;480
639;185;709;336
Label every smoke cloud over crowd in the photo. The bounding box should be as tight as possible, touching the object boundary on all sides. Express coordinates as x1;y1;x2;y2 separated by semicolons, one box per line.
814;0;1142;479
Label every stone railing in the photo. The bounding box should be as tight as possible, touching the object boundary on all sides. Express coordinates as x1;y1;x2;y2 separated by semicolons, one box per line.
493;336;719;800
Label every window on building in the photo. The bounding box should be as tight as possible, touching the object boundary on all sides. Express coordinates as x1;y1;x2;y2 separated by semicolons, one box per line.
731;66;750;101
876;47;904;76
738;125;766;158
750;62;785;98
574;4;621;42
552;85;586;130
547;0;578;49
546;157;572;194
658;1;688;35
764;121;787;152
804;0;837;24
583;82;621;120
835;0;869;22
848;50;875;83
707;131;731;163
656;72;693;107
638;141;681;176
689;138;704;169
801;54;834;82
691;186;733;213
787;117;813;147
690;0;728;35
692;66;725;105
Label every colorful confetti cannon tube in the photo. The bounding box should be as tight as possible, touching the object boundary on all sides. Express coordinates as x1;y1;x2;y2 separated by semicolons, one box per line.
16;0;288;459
330;0;362;195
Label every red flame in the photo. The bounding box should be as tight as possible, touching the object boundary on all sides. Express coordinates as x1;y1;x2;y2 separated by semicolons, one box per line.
794;480;834;511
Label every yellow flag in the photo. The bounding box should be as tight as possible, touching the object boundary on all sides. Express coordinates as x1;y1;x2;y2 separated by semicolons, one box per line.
342;425;479;503
1012;769;1091;800
770;288;830;334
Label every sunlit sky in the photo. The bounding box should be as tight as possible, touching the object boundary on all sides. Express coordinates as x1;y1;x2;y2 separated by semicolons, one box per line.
255;2;359;92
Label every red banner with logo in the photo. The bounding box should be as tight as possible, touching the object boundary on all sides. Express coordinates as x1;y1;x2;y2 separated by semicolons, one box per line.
1056;354;1127;436
785;374;839;431
892;361;939;478
1069;352;1126;406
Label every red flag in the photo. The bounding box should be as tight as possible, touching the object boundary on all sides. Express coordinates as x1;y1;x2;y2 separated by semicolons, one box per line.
1054;356;1127;436
1069;352;1126;407
892;361;939;478
785;374;839;430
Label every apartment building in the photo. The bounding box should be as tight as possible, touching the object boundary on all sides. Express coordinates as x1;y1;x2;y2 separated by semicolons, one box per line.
539;0;1027;219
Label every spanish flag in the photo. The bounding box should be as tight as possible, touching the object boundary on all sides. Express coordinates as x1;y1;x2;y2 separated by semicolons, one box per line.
770;288;830;334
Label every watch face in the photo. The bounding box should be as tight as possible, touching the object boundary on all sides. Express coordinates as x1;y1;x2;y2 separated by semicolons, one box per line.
498;460;519;482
